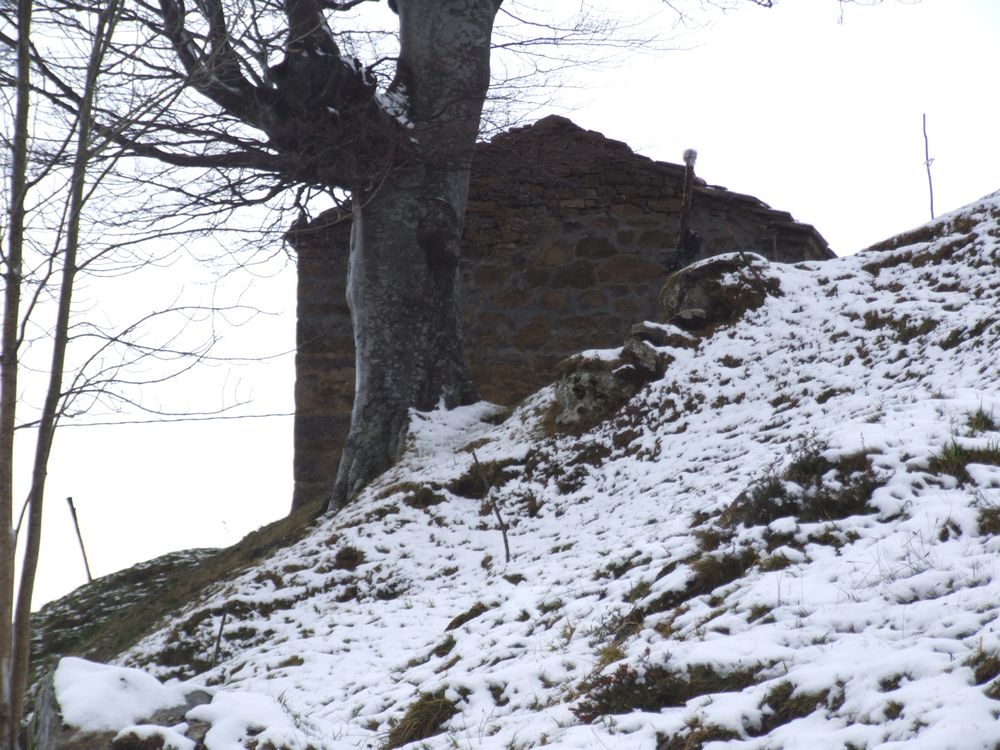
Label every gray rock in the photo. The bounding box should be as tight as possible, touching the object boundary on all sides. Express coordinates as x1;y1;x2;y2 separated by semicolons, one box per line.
660;252;782;333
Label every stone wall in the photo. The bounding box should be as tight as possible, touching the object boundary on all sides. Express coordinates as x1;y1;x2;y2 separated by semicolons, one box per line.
291;115;832;509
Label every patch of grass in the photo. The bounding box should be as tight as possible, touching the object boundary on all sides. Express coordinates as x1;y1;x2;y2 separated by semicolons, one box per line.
538;598;565;616
488;683;509;706
863;311;938;343
966;648;1000;685
372;580;406;601
615;548;758;641
747;604;772;623
883;701;904;720
333;545;366;571
688;549;759;594
593;644;626;673
656;722;741;750
987;680;1000;701
360;503;400;523
759;553;794;572
253;571;283;588
977;503;1000;536
937;517;962;542
431;635;456;659
753;681;832;735
815;387;849;405
574;662;760;724
720;443;886;528
926;440;1000;485
968;408;998;434
594;552;650;580
806;525;860;548
155;639;214;677
569;441;613;467
624;580;653;603
769;393;797;410
718;354;743;368
878;673;907;692
692;525;733;553
401;486;446;510
445;602;491;632
938;317;996;350
335;585;358;603
382;690;459;750
447;458;521;499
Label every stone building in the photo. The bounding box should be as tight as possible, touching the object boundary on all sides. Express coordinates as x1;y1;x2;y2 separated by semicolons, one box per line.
291;115;832;510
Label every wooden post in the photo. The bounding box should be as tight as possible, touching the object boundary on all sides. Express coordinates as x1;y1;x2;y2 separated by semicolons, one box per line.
665;148;701;272
66;497;93;583
678;148;698;250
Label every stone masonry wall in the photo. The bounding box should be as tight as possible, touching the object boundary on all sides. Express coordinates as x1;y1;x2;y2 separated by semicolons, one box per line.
291;115;832;509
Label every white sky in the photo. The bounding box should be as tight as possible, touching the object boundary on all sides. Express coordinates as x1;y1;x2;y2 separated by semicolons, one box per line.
22;0;1000;609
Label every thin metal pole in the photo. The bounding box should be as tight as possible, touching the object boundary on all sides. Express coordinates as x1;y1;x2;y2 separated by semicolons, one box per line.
66;496;93;583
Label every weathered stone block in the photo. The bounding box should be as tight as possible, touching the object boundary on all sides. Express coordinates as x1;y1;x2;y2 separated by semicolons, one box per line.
595;255;664;284
490;289;528;307
538;290;570;311
648;198;684;213
577;289;608;310
547;260;596;288
514;317;551;348
575;236;616;259
637;229;673;250
538;240;574;266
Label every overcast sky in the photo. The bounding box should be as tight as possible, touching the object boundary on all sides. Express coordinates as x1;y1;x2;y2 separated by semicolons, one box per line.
24;0;1000;608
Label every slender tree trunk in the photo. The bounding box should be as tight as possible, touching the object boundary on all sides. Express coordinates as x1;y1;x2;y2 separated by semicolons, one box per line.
1;0;33;742
3;2;120;740
328;0;499;510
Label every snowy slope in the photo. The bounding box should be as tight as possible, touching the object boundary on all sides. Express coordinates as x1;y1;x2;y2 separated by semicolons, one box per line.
56;193;1000;750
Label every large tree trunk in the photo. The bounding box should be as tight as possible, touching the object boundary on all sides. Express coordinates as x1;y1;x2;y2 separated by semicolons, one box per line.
327;0;499;510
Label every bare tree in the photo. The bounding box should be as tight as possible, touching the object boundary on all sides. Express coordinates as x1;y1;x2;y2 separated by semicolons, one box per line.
0;1;258;742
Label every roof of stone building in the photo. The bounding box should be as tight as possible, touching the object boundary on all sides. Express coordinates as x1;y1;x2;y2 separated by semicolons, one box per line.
470;114;832;257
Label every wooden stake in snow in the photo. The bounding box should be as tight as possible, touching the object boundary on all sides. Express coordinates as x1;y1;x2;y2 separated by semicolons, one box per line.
212;609;228;667
472;451;511;564
923;113;935;220
66;497;93;583
666;148;702;271
678;148;698;248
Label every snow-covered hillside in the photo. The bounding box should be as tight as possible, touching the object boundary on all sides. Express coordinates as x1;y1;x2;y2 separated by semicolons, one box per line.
50;193;1000;750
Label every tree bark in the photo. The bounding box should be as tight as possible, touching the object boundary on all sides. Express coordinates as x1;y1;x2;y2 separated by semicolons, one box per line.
327;0;499;510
